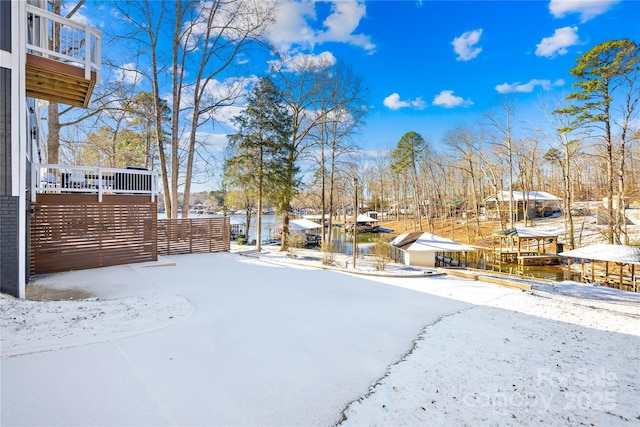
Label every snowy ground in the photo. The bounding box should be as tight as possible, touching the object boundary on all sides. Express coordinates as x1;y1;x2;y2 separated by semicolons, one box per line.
1;248;639;426
528;204;640;247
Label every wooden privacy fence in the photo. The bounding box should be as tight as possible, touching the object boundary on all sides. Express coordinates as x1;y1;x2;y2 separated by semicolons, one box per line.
157;217;230;255
31;194;157;275
31;195;230;275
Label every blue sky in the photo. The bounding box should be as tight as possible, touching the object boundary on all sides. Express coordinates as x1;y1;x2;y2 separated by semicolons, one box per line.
263;0;639;154
75;0;640;177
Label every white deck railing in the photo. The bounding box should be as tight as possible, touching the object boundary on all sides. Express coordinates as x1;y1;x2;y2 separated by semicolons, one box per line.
33;164;158;202
26;3;101;82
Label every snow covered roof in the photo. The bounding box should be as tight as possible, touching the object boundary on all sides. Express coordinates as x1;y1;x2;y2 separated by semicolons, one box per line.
492;228;558;238
559;244;640;265
289;219;323;231
485;191;561;202
356;214;378;223
391;232;476;253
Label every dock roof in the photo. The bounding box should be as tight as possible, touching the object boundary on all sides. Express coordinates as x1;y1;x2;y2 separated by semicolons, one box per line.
289;219;322;230
560;244;640;265
391;232;476;253
491;228;558;239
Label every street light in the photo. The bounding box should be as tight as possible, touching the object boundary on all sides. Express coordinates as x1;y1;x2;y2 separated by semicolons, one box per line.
353;176;358;269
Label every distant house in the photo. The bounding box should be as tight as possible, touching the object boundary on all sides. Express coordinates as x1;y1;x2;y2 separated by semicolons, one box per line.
484;191;562;221
390;232;475;267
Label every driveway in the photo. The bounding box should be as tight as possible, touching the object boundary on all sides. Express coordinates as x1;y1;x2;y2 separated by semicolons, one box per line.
1;253;477;426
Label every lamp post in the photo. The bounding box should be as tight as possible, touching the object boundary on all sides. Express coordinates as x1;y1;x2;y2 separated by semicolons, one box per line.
353;176;358;269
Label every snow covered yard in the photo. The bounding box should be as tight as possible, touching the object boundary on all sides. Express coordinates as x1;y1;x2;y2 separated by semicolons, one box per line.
1;251;639;426
340;283;640;426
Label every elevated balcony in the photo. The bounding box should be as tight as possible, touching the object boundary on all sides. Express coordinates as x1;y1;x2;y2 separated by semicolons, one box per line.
33;164;158;202
25;4;101;107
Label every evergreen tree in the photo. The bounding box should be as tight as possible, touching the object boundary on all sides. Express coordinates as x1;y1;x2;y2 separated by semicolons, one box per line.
555;39;640;244
225;77;293;250
391;131;426;231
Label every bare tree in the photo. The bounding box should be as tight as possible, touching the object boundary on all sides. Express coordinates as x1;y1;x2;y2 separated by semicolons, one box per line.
485;99;518;229
43;0;120;165
116;0;277;218
371;153;392;222
270;53;365;250
443;125;484;241
541;98;585;249
308;61;367;243
515;137;540;226
180;0;278;218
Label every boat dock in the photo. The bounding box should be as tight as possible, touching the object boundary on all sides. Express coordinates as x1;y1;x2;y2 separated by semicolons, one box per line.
491;228;562;267
517;254;562;267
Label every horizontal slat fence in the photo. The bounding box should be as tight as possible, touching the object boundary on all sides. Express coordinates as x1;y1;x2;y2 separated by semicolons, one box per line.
31;194;157;274
158;217;230;255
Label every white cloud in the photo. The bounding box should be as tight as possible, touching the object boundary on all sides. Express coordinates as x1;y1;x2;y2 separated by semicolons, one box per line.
270;0;375;53
383;93;426;111
495;79;565;94
115;63;143;85
201;77;256;127
183;0;278;49
536;26;580;57
175;76;255;128
271;51;337;73
383;94;407;110
411;97;427;110
432;90;473;108
61;4;91;27
549;0;620;22
316;1;375;51
452;29;483;61
195;132;229;153
269;0;317;51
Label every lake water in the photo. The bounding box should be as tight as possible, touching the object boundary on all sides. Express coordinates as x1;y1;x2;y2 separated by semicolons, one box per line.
158;212;388;255
458;249;576;281
158;212;572;280
158;212;278;242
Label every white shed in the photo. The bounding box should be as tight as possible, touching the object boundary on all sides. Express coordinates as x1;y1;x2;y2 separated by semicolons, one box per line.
391;232;476;267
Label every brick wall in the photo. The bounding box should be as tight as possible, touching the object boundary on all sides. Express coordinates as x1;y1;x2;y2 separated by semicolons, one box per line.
0;196;18;296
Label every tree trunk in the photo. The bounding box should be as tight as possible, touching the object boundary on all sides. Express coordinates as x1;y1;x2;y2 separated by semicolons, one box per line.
605;101;615;244
47;103;60;164
169;0;183;219
562;133;575;249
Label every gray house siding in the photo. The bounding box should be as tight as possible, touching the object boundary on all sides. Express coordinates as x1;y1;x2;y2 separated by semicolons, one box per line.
0;0;10;52
0;65;19;296
1;67;11;194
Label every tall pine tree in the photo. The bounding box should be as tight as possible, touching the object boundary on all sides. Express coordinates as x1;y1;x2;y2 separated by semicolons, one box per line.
225;77;293;251
555;39;640;244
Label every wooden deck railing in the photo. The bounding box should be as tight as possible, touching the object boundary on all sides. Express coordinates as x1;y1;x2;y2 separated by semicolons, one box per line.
33;164;158;202
26;3;101;81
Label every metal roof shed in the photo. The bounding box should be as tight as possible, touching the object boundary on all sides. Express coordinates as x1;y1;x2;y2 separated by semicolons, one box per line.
391;232;475;267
